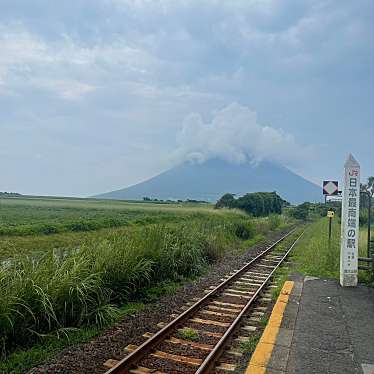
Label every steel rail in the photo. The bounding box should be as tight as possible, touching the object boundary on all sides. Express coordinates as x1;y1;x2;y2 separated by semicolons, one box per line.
105;228;298;374
195;230;305;373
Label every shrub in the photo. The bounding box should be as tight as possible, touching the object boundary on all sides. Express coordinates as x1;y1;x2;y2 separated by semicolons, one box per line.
268;214;281;230
290;202;310;221
233;221;255;240
216;191;286;216
65;220;99;232
37;224;60;235
215;193;236;209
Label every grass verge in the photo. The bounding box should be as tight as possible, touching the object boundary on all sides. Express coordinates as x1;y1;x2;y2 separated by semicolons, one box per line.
240;332;262;354
277;218;374;288
0;302;144;374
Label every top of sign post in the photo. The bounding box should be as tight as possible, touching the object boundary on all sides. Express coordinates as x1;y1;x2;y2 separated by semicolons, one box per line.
345;153;360;168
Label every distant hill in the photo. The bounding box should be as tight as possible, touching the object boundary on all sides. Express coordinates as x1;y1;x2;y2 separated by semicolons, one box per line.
95;159;322;204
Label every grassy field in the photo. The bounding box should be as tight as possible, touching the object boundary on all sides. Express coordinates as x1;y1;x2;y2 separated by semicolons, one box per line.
0;196;292;372
287;218;374;285
0;197;229;238
0;197;247;260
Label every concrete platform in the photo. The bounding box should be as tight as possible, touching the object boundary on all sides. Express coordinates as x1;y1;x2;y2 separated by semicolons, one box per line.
268;275;374;374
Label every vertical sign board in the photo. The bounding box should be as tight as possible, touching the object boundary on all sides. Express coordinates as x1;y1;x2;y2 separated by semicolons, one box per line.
340;154;360;287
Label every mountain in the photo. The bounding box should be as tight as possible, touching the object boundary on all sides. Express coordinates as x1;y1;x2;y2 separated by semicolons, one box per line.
95;159;322;204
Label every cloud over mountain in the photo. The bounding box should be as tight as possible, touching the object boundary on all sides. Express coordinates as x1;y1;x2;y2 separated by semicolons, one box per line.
174;103;313;167
0;0;373;196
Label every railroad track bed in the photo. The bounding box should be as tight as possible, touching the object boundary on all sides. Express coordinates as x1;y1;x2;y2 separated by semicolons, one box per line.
28;229;297;374
103;229;303;374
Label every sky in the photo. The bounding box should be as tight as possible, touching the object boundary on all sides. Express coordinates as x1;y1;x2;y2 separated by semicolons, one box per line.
0;0;373;197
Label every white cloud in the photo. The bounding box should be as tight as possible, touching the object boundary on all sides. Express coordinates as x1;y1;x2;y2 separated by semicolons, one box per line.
173;103;314;166
0;23;160;96
0;25;48;81
34;79;96;100
0;0;373;195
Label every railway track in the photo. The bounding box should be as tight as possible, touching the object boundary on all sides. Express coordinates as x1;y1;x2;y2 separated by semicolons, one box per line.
103;228;303;374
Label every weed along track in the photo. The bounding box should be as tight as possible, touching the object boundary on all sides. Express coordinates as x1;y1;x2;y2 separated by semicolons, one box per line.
103;228;303;374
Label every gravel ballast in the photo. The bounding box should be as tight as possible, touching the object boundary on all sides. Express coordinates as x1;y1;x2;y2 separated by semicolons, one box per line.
29;228;292;374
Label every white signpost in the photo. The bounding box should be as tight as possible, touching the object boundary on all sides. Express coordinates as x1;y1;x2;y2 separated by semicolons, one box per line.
340;154;360;287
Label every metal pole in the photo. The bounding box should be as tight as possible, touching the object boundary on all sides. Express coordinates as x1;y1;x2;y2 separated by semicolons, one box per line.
329;217;332;243
368;194;371;258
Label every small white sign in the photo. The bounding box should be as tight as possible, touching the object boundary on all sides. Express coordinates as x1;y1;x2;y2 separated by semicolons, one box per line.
340;154;360;287
327;211;335;218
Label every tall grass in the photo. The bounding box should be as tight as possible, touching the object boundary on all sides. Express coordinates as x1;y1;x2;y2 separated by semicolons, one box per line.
0;215;263;357
292;218;340;278
292;218;373;284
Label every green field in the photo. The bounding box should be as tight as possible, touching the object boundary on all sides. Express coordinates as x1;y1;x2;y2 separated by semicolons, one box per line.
0;196;292;372
285;218;374;285
0;197;227;237
0;197;247;260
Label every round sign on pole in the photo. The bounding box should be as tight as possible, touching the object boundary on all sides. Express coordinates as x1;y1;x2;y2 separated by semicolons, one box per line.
327;211;334;218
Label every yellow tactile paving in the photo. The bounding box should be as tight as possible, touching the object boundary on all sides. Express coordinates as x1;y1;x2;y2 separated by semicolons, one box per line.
245;280;294;374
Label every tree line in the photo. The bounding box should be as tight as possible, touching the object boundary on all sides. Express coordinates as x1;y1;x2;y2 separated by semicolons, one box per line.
287;177;374;223
142;197;208;204
361;177;374;208
360;177;374;225
215;191;287;216
0;192;22;197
